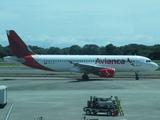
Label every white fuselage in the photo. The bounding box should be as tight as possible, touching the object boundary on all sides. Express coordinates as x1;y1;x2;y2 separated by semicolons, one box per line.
30;55;158;73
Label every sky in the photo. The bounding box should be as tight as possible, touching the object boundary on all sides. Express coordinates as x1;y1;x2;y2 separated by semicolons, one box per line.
0;0;160;48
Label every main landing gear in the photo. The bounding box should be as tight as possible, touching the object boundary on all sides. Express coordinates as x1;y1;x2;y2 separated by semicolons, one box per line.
82;74;89;80
135;72;139;80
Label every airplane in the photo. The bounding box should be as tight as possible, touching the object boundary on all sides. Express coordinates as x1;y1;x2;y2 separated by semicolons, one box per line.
3;30;159;80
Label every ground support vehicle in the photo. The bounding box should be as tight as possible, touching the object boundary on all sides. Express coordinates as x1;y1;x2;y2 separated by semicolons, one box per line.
0;85;7;108
83;96;124;116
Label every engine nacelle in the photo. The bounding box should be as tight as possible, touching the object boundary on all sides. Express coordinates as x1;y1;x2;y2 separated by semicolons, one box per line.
99;68;115;77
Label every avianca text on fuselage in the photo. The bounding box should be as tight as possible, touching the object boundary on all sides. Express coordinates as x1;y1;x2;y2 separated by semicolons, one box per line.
95;58;125;64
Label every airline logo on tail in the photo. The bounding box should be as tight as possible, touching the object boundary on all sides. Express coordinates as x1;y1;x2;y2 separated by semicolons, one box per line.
6;30;36;58
6;30;53;71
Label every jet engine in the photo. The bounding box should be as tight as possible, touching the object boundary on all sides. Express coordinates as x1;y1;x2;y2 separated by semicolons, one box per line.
99;68;115;77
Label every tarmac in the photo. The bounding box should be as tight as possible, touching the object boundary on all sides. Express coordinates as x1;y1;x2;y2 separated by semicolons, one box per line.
0;76;160;120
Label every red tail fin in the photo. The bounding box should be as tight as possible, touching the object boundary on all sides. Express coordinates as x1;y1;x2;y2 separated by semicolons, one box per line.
6;30;36;58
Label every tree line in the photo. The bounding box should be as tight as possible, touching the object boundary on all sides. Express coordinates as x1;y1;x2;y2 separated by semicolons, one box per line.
0;44;160;60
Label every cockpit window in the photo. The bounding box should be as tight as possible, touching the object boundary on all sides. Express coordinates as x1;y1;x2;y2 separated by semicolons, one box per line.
146;60;151;62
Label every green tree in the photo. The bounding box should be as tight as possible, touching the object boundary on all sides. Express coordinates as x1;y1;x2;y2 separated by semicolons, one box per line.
48;47;61;54
120;44;142;55
61;47;70;54
28;46;48;54
105;44;119;55
149;44;160;59
0;45;10;58
82;44;100;55
99;46;106;55
69;45;82;55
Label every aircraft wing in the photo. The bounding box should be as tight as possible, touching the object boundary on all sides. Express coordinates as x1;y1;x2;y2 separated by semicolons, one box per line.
69;61;110;74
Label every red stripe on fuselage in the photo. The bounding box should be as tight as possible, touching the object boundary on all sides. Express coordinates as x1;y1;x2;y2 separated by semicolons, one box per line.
23;55;54;71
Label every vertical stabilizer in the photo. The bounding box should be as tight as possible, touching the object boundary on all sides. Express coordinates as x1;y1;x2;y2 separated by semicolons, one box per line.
6;30;36;58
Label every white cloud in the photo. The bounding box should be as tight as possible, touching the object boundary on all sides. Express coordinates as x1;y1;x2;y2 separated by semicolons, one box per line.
0;31;158;48
0;0;160;48
19;34;158;48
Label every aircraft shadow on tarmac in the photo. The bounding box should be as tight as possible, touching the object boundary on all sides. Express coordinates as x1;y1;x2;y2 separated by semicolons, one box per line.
1;78;17;81
68;78;113;83
82;114;112;117
68;77;138;83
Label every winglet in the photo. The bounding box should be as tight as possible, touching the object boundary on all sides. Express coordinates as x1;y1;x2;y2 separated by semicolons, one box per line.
6;30;36;58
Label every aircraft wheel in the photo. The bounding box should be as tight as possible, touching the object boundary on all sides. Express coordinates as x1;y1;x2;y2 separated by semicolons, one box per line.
82;74;89;80
136;77;139;80
135;72;139;80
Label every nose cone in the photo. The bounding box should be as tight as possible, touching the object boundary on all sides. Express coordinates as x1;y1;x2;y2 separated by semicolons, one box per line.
151;62;159;71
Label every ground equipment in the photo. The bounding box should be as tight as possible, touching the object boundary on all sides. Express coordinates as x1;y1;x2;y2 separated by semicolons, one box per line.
0;85;7;108
83;96;124;116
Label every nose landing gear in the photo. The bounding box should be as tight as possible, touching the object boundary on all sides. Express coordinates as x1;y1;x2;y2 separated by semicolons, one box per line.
135;72;139;80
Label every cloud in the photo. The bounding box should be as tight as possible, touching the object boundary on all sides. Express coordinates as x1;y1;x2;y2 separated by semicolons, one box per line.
1;0;160;48
0;31;158;48
19;34;157;48
131;35;154;45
